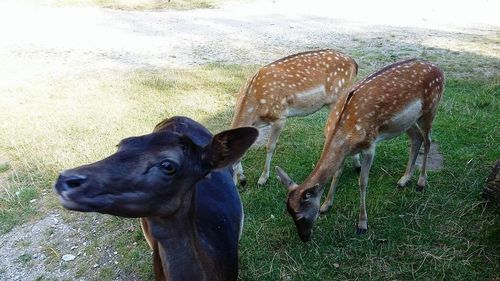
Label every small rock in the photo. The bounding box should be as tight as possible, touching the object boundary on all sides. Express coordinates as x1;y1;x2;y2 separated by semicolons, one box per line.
114;261;118;265
62;254;76;261
29;199;36;203
270;214;275;219
70;245;78;250
93;263;99;268
113;251;117;255
333;263;340;268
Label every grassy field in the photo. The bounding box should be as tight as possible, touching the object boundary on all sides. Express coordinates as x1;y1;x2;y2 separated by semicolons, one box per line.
0;59;499;280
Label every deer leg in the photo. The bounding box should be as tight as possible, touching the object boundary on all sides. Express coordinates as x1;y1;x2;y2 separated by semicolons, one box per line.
351;154;362;173
258;119;286;185
320;167;343;214
397;125;423;188
357;146;375;234
232;161;246;187
416;132;431;191
416;114;435;191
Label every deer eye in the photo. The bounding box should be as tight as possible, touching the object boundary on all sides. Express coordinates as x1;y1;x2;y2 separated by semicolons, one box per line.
160;160;177;175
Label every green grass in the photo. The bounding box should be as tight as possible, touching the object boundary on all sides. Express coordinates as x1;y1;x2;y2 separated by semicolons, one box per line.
0;63;499;280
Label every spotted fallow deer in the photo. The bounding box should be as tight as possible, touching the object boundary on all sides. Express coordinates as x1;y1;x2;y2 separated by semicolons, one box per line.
231;49;360;186
54;116;258;281
276;59;445;241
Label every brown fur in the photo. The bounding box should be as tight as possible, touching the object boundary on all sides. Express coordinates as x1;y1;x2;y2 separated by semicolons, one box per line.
279;59;445;239
231;49;358;185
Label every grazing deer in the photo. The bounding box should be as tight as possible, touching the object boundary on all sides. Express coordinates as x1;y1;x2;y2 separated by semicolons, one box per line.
231;49;360;186
54;116;258;281
276;59;445;241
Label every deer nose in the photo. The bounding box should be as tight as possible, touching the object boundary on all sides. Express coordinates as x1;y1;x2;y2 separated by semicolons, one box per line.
59;173;88;189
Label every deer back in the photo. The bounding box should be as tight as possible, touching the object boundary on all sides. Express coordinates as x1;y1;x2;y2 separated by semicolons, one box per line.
232;49;358;128
326;59;444;152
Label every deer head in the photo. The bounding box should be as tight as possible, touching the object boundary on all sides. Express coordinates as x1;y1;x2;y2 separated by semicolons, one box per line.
54;119;258;218
276;166;324;242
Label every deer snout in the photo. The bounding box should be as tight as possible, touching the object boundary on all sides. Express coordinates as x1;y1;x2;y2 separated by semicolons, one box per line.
56;172;88;191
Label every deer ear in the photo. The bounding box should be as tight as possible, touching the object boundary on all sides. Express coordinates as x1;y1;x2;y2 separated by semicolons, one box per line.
203;127;258;169
275;166;297;191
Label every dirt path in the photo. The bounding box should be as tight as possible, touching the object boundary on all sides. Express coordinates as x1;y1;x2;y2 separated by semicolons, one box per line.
0;0;498;280
0;0;499;93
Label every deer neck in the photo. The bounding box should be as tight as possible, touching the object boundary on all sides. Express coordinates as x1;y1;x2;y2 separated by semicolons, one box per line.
304;136;351;187
147;188;214;281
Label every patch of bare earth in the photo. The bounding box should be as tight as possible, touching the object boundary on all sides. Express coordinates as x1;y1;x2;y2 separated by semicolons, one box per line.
416;143;444;171
0;210;142;280
0;212;79;280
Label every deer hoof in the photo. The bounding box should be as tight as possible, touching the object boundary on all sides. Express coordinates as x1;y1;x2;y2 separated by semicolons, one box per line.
396;182;405;189
257;175;268;186
416;184;424;192
355;166;361;174
356;227;367;235
319;204;331;215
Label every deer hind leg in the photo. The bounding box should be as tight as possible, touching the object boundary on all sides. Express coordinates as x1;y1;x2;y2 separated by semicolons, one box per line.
415;113;435;191
397;125;423;188
258;119;286;185
357;145;375;234
320;166;343;214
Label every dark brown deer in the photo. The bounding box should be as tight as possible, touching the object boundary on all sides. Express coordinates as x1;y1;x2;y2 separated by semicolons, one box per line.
231;49;359;186
276;59;445;241
54;116;258;281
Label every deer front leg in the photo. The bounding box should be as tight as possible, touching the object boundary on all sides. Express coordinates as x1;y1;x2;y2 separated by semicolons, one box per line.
357;146;375;234
232;161;246;186
320;167;343;214
258;119;285;185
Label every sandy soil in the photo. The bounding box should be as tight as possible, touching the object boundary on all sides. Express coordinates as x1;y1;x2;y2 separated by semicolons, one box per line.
0;0;498;280
0;0;499;92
